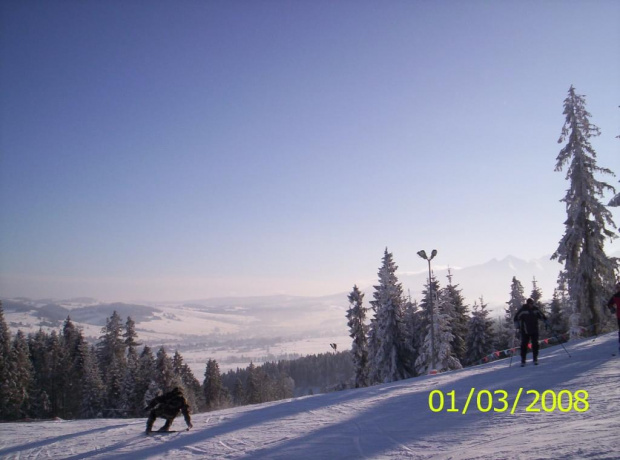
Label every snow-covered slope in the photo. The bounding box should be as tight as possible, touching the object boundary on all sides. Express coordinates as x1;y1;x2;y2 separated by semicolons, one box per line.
2;333;618;459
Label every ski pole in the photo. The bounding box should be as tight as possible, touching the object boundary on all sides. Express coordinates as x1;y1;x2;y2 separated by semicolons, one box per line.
509;329;518;367
549;327;571;358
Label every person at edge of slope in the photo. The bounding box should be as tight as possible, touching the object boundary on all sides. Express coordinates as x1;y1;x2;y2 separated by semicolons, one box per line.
606;282;620;352
144;387;193;434
514;298;549;367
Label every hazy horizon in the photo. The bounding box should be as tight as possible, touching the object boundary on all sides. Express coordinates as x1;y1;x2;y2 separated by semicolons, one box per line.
2;253;565;306
2;2;619;303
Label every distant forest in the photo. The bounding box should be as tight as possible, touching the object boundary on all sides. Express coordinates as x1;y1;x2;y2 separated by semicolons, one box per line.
0;305;353;421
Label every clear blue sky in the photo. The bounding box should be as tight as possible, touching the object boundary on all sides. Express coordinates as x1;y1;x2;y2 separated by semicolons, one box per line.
1;1;619;302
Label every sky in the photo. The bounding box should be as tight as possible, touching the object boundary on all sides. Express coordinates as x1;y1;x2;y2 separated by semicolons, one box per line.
1;1;619;302
1;333;618;458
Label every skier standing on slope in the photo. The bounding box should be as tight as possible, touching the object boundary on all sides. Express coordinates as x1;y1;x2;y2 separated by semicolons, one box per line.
606;283;620;351
144;387;193;433
514;298;548;367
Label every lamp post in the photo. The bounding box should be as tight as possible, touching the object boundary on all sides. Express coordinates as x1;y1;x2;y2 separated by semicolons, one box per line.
417;249;437;374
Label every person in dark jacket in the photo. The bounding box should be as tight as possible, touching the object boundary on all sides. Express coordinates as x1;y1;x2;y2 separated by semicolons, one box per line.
514;298;548;367
144;387;193;433
606;283;620;351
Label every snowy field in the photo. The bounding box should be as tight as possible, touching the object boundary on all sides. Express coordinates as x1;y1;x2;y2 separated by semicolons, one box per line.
1;333;618;459
180;334;353;375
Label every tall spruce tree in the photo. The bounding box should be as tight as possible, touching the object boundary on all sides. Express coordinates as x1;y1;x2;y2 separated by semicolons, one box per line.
368;249;411;383
346;285;369;388
46;331;66;417
529;277;544;310
27;329;53;418
136;346;157;408
173;350;203;412
548;289;567;337
443;270;469;365
78;343;105;419
0;302;13;418
97;311;127;415
203;359;224;411
498;277;526;350
154;346;176;393
6;331;34;419
245;362;262;404
552;85;617;336
403;296;422;377
465;298;495;366
548;272;570;336
506;277;526;318
414;276;441;375
121;344;140;416
61;317;85;418
416;287;461;374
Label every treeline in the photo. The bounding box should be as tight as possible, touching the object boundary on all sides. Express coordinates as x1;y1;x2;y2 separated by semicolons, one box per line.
346;249;580;388
221;351;354;402
0;305;353;421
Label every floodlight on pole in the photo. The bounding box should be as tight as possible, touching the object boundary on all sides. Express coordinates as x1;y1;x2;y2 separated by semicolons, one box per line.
418;249;438;374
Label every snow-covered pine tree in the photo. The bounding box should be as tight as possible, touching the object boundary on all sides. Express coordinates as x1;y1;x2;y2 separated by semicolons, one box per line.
0;302;13;418
530;277;550;339
154;346;176;393
414;275;440;375
26;329;52;419
498;277;526;349
97;311;126;373
506;277;526;319
97;311;127;416
120;344;140;417
135;345;157;410
123;316;141;349
46;331;67;417
548;290;566;337
173;350;203;412
530;277;544;310
403;296;422;377
61;317;85;418
368;249;411;383
553;86;617;336
548;272;570;336
78;343;105;419
6;330;34;419
346;285;369;388
245;362;262;404
443;270;469;365
203;359;225;411
465;298;495;366
415;288;462;374
119;316;144;416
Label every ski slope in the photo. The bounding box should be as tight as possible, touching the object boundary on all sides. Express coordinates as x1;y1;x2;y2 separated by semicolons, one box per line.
1;333;618;459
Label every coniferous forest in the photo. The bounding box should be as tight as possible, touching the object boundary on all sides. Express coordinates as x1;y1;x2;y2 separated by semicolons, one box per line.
1;86;619;421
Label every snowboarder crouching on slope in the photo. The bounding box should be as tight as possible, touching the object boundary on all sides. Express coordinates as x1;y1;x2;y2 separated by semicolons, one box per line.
144;387;193;433
606;283;620;350
514;298;549;367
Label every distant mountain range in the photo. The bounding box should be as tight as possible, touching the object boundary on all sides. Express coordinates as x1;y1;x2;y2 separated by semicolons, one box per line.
395;254;564;313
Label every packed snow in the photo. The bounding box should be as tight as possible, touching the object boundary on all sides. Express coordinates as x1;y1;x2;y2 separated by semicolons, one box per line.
1;333;618;459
